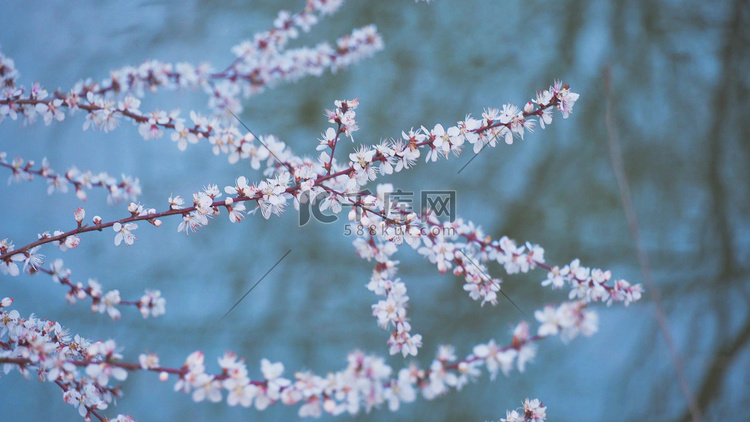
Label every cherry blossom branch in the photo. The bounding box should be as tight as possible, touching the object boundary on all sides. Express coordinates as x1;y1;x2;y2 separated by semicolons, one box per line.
0;24;383;162
364;236;423;357
346;199;638;309
1;297;580;418
92;1;343;99
206;25;383;117
53;379;111;422
0;152;141;202
0;86;576;269
38;258;165;320
351;190;641;356
0;0;642;419
415;212;644;306
1;77;610;417
0;238;165;317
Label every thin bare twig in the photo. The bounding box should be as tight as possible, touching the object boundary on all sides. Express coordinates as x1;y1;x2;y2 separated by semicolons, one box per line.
602;67;701;422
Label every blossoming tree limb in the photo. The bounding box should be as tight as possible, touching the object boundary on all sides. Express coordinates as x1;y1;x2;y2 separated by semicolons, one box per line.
0;0;642;420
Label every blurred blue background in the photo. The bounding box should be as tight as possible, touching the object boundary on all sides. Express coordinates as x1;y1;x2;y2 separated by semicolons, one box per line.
1;0;748;420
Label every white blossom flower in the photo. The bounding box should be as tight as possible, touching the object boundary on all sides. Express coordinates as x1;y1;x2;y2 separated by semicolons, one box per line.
96;290;122;320
138;290;166;318
171;121;199;151
177;212;208;234
168;194;184;209
473;340;516;380
524;398;547;421
85;362;127;386
112;222;137;246
21;246;44;273
139;353;160;370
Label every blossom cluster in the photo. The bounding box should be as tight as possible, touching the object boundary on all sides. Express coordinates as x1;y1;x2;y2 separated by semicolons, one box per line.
344;178;639;354
542;258;643;306
413;213;644;309
363;239;423;358
0;298;133;421
501;398;547;422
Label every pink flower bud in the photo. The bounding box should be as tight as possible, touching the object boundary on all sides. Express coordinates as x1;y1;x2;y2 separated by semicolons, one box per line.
93;216;102;225
74;207;85;223
0;297;13;307
65;236;80;249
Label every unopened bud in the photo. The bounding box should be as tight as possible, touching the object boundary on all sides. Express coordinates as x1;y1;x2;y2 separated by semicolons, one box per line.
74;207;85;223
65;236;81;249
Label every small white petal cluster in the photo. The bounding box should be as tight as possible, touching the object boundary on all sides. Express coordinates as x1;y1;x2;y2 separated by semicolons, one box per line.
542;258;644;306
52;259;165;320
257;173;292;219
534;301;599;342
0;52;20;118
501;398;547;422
92;288;122;320
0;238;40;276
403;214;640;309
330;25;384;71
138;290;166;318
361;240;423;357
177;185;223;234
326;98;360;138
